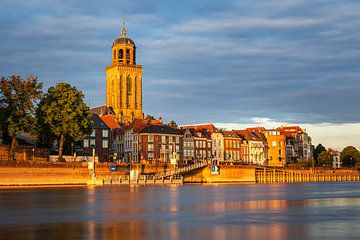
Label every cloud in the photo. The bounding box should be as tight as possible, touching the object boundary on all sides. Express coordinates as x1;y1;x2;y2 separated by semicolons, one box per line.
173;17;326;33
1;0;360;128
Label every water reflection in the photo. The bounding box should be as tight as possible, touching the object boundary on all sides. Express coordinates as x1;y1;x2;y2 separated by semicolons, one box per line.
0;183;360;240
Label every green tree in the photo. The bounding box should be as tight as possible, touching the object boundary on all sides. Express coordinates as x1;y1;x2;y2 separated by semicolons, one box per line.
313;144;326;164
341;146;360;167
167;120;178;128
0;75;43;159
317;151;332;166
38;83;92;160
145;115;155;121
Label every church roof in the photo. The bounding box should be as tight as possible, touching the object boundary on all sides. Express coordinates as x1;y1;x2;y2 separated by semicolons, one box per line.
112;37;136;47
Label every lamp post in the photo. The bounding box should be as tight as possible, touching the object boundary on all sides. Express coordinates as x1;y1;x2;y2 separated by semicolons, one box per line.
32;148;35;161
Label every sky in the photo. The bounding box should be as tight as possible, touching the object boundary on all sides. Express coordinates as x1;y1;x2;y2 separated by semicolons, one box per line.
0;0;359;150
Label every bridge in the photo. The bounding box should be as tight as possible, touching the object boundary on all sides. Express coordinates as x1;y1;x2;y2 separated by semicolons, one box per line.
154;160;208;179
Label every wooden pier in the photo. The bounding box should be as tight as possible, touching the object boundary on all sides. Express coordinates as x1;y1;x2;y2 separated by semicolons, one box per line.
255;168;360;183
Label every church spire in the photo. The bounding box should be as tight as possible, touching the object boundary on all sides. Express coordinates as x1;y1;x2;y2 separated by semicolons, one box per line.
121;16;127;37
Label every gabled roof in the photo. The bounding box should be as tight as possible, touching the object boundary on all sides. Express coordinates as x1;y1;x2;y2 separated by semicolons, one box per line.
100;114;120;129
138;125;183;135
246;127;266;132
276;126;304;136
90;105;115;116
222;130;241;138
233;130;250;140
126;119;163;132
91;114;109;129
181;124;217;134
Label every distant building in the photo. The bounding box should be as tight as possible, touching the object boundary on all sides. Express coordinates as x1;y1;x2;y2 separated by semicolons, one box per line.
99;114;122;162
137;124;184;164
211;132;224;164
262;129;286;166
222;131;242;164
234;129;267;166
81;114;111;162
182;128;212;164
277;126;312;163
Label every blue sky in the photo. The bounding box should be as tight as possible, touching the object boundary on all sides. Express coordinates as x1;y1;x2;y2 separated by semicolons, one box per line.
1;0;359;149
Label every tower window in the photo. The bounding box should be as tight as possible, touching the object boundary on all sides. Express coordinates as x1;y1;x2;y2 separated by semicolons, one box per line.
126;49;130;64
113;50;116;61
127;76;132;95
118;49;124;62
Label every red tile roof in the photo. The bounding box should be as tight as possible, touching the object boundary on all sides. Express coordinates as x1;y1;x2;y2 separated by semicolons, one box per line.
181;124;217;134
126;119;163;132
100;114;120;129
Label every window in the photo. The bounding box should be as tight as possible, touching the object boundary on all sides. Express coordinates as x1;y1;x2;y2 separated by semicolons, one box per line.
83;139;89;148
90;139;96;147
148;152;154;160
278;141;282;147
162;136;166;144
118;49;123;59
148;144;154;151
272;141;277;147
176;145;179;152
102;139;108;148
279;149;282;155
102;130;108;138
213;140;216;147
127;76;132;95
175;137;179;144
90;130;95;137
148;135;154;143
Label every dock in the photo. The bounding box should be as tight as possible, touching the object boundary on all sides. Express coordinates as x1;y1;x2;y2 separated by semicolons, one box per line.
255;167;360;183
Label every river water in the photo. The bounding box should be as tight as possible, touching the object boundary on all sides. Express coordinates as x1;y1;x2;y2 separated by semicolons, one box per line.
0;182;360;240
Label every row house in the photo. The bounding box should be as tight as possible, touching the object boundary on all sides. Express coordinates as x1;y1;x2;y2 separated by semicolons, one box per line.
81;114;111;162
234;129;268;165
99;114;123;161
137;125;183;164
261;129;286;166
211;132;224;164
123;119;163;164
222;131;242;163
277;126;312;163
182;128;212;164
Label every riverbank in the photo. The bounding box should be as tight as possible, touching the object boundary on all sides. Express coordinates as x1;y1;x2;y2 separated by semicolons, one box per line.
0;161;359;186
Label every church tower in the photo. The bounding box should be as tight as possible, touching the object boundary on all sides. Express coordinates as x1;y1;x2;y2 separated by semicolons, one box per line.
106;20;143;124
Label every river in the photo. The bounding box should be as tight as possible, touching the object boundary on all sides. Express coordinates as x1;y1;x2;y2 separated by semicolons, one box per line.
1;182;360;240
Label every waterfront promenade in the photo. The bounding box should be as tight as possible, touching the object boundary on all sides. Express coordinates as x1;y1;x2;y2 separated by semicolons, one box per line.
0;161;359;186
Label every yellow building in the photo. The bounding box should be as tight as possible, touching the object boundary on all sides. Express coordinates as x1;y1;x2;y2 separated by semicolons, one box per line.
262;130;286;166
106;20;143;124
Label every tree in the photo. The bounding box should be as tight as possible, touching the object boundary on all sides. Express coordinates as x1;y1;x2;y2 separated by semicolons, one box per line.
317;151;332;166
313;144;326;164
341;146;360;167
0;75;43;159
37;83;92;160
167;120;178;128
145;115;155;121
